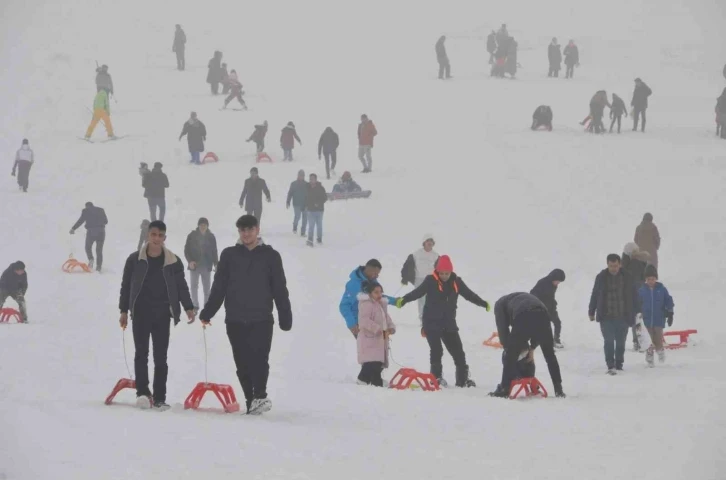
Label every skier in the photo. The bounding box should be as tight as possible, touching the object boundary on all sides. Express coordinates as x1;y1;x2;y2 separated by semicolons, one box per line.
317;126;339;179
563;40;579;78
488;292;566;398
305;173;327;247
588;254;640;375
715;88;726;139
138;219;150;251
530;269;566;348
200;214;293;415
280;122;301;161
239;167;271;225
631;78;652;132
531;105;553;131
206;51;223;95
172;24;186;71
331;171;362;194
69;201;108;272
356;281;396;386
95;64;114;95
435;35;451;79
222;70;247;110
395;255;490;387
638;265;674;367
184;217;219;313
340;259;396;338
609;93;628;133
11;138;33;192
486;30;497;64
400;234;439;324
142;162;169;222
247;121;268;153
634;212;661;269
178;112;207;165
0;261;28;323
286;170;308;236
358;114;377;173
84;89;115;140
548;38;562;77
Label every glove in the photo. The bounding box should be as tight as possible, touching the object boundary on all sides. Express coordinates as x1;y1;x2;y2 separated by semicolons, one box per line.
395;297;405;308
483;301;491;312
11;170;15;177
69;229;75;235
666;312;674;327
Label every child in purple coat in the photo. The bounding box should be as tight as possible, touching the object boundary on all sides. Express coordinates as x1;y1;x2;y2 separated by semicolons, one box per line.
356;282;396;386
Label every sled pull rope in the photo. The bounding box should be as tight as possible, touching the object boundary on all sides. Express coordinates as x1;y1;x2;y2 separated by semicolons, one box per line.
122;328;133;380
388;337;405;368
203;326;208;384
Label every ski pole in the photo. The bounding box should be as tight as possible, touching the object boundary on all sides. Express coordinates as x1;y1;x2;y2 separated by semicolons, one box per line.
122;327;133;379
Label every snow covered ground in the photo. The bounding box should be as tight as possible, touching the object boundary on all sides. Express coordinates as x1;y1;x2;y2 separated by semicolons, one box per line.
1;0;726;479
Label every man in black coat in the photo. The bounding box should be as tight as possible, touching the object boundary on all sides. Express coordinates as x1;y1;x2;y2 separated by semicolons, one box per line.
588;254;640;374
317;127;339;179
396;255;489;388
142;162;169;221
172;24;186;71
200;215;292;415
489;292;565;398
69;201;108;272
435;36;451;79
239;167;271;225
179;112;207;165
0;261;28;323
563;40;579;78
530;269;566;347
119;221;195;410
486;30;497;64
631;78;652;132
609;93;628;133
305;173;327;247
548;38;562;77
286;170;308;236
184;217;219;312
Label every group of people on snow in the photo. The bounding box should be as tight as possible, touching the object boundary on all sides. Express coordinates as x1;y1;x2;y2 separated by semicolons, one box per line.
580;79;652;134
547;38;579;79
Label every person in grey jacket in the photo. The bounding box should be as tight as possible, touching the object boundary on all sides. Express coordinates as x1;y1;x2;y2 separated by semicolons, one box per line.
239;167;271;225
286;170;308;235
142;162;169;221
70;201;108;272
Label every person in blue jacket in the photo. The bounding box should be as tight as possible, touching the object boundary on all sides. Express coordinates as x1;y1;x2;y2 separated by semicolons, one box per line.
339;259;395;338
638;265;674;366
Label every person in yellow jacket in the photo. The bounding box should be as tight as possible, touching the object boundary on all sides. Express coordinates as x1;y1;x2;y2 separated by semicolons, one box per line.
84;90;115;139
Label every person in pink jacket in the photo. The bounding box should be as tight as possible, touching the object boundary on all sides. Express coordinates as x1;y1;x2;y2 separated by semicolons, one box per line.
357;282;396;386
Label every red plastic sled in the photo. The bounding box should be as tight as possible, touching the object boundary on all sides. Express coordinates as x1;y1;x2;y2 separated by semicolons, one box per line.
0;308;21;323
104;378;137;405
256;152;273;163
482;332;503;349
202;152;219;164
509;377;548;399
388;368;440;391
663;329;698;349
184;382;241;413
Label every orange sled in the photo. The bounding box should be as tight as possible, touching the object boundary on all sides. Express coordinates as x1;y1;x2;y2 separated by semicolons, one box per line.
483;332;503;349
62;255;92;273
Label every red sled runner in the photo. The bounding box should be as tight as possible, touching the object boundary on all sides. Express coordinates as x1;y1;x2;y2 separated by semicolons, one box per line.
327;190;372;201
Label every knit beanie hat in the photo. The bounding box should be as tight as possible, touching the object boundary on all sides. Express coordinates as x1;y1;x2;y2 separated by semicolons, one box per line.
422;233;435;246
644;265;658;279
198;217;209;227
436;255;454;272
13;261;25;270
250;167;258;174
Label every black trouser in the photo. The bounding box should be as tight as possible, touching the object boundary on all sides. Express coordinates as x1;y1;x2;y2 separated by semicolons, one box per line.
132;316;171;402
246;207;262;225
425;328;467;379
226;321;274;402
610;114;623;133
175;48;185;70
255;140;265;153
85;229;105;268
438;58;451;79
323;151;337;178
210;82;219;95
633;108;646;131
358;361;383;386
551;312;562;341
16;161;31;190
548;64;559;77
565;64;574;78
501;309;562;390
224;91;246;108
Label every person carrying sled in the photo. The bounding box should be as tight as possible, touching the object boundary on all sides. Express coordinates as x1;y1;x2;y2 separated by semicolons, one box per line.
286;169;308;236
222;70;247;110
609;93;628;133
563;40;579;79
95;64;114;95
207;51;223;95
280;122;302;162
69;201;108;272
395;255;490;388
356;281;396;386
489;292;565;398
400;234;439;324
548;38;562;77
637;265;674;367
143;162;169;222
0;261;28;323
184;217;219;313
172;24;186;71
247;121;268;154
531;105;553;131
318;127;339;179
435;35;451;79
530;269;566;348
340;259;396;339
12;138;34;192
239;167;271;225
331;171;362;194
179;112;207;165
84;89;115;140
486;30;497;64
631;78;652;132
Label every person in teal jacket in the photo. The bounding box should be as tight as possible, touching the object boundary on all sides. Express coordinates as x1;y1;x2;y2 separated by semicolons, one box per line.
638;265;674;366
339;259;395;338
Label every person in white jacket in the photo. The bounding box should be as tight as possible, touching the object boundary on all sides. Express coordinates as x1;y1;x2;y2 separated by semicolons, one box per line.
400;234;439;324
12;139;34;193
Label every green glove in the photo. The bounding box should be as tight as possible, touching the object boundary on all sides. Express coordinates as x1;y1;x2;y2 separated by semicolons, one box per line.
395;297;404;309
484;301;491;312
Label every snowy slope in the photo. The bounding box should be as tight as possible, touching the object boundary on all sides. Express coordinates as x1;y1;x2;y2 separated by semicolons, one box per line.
1;0;726;479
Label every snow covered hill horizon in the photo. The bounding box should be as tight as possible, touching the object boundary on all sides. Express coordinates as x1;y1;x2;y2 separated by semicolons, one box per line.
1;0;725;479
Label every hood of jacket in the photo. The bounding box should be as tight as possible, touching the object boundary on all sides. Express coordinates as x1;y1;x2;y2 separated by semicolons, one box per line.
546;268;566;282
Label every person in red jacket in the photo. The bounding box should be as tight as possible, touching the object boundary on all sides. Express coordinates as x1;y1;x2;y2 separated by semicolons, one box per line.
357;114;377;173
280;122;302;161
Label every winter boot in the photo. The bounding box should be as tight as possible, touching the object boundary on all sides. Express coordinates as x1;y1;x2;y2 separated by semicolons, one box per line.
646;347;655;367
488;384;509;398
657;349;665;364
136;394;152;409
455;366;476;388
431;364;447;388
88;258;95;269
554;337;564;349
153;400;171;411
249;397;272;415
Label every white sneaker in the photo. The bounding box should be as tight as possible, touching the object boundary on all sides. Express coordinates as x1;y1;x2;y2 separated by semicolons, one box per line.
356;379;368;385
657;350;666;363
248;397;272;415
136;395;152;409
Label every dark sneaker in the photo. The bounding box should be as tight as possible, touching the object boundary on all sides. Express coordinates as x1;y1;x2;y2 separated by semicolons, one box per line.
488;385;509;398
153;400;170;411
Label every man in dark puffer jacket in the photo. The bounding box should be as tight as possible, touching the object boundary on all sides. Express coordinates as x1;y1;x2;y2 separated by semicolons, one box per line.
530;268;566;348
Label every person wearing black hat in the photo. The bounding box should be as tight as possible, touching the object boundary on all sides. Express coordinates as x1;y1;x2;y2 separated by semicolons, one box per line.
200;215;292;415
70;201;108;272
184;217;219;312
12;139;34;192
631;78;652;132
239;167;271;225
172;24;186;71
530;269;566;348
0;261;28;323
142;162;169;221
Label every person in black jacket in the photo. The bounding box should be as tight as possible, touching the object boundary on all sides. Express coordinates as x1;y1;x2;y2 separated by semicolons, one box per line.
489;292;565;398
69;201;108;272
142;162;169;222
172;24;186;71
0;261;28;323
247;121;268;153
286;170;308;236
239;167;271;225
588;254;641;374
200;215;292;415
119;221;195;410
486;30;497;64
609;93;628;133
179;112;207;165
548;38;562;77
395;255;490;388
530;269;566;348
435;35;451;79
631;78;652;132
531;105;553;131
184;217;219;312
305;173;327;247
563;40;579;78
318;127;340;179
207;51;223;94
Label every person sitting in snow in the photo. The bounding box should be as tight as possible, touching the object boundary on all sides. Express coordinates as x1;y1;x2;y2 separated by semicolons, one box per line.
356;281;396;386
0;261;28;323
222;70;247;110
637;265;674;367
400;234;439;324
331;171;362;194
531;105;553;131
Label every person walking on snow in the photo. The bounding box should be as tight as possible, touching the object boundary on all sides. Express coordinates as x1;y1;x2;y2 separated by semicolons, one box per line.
631;78;652;132
609;93;628;133
563;40;579;79
95;64;114;95
143;162;169;222
622;242;650;350
207;51;223;95
247;121;268;154
0;261;28;323
530;269;566;348
305;173;327;247
84;89;115;140
715;88;726;139
634;212;661;269
119;220;195;411
358;114;377;173
179;112;207;165
435;35;451;79
400;235;439;324
11;138;33;192
488;292;565;398
486;30;497;64
638;265;674;367
222;70;247;110
199;215;293;415
340;259;396;338
318;127;339;179
184;217;219;313
280;122;302;161
69;201;108;272
548;38;562;77
395;255;490;388
286;170;308;236
357;281;396;386
172;24;186;71
239;167;271;225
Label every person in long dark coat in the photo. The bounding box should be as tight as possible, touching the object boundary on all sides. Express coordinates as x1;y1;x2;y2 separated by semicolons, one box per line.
548;38;562;77
206;51;223;95
435;36;451;79
563;40;579;78
172;24;186;71
239;167;271;225
631;78;652;132
179;112;207;165
486;31;497;64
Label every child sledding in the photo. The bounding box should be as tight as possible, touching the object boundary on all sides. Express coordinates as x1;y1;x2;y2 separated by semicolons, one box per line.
328;171;372;200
